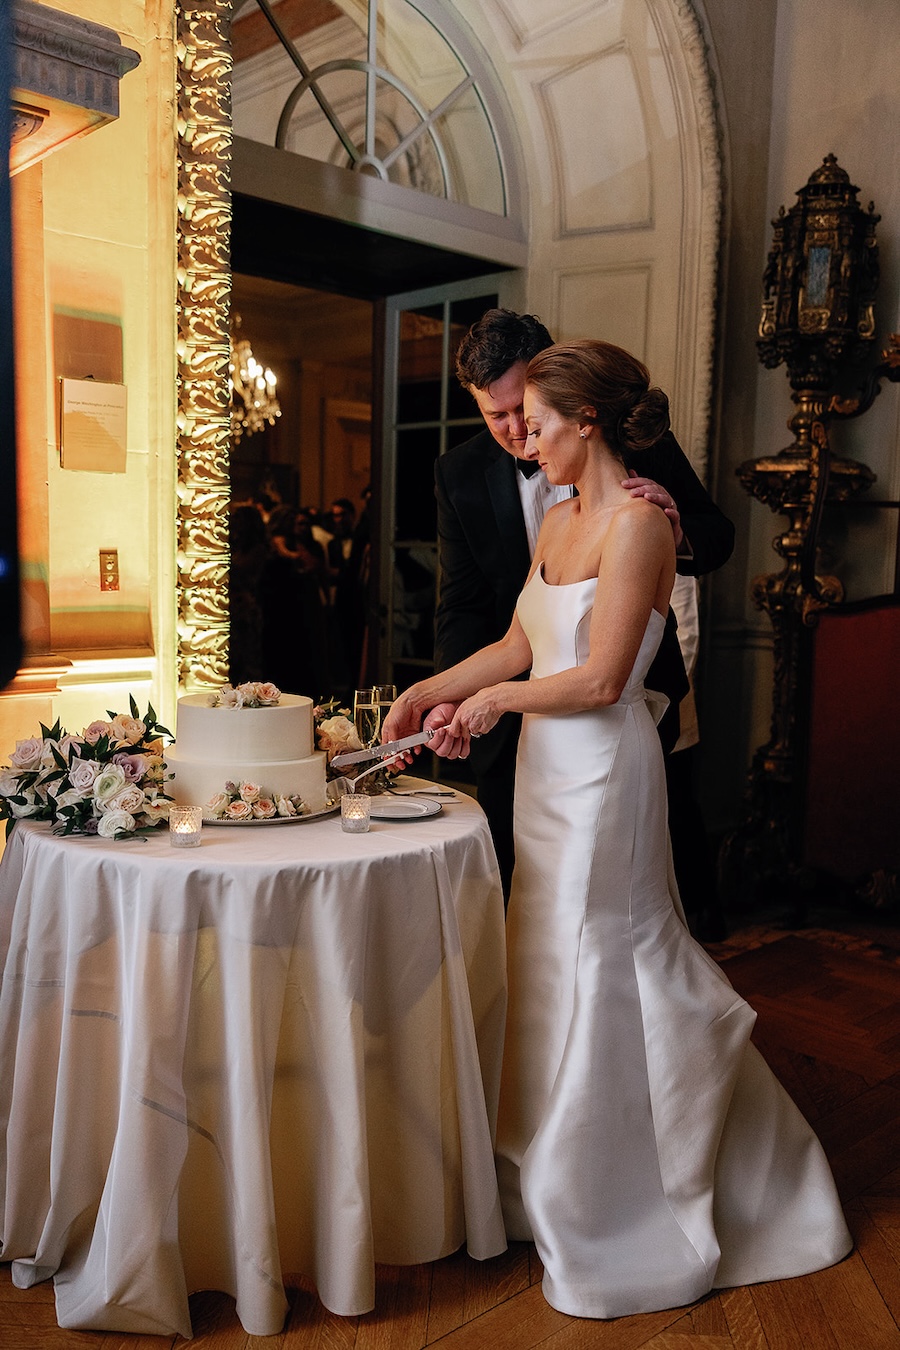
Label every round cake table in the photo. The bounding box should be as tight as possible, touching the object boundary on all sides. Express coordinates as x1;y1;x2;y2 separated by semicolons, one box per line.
0;783;507;1337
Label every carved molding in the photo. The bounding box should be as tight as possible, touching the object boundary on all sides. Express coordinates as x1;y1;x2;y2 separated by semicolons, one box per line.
648;0;724;480
175;0;233;691
12;1;141;107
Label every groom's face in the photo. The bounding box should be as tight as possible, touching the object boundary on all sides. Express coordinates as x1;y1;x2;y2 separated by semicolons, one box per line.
471;361;529;460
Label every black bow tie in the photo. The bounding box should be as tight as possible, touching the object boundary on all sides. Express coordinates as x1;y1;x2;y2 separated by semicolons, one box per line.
517;458;540;479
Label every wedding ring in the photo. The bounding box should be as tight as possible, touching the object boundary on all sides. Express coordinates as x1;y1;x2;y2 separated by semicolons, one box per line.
471;732;482;738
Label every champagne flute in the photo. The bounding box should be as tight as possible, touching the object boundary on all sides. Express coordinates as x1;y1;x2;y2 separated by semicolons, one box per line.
353;684;397;791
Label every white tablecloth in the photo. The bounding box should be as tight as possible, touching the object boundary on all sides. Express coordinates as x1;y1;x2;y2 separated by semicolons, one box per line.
0;787;507;1337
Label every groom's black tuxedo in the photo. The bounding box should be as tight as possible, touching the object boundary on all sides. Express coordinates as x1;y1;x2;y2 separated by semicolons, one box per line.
434;426;734;892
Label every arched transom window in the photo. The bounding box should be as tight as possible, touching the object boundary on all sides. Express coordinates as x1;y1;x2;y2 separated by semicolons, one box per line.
232;0;511;216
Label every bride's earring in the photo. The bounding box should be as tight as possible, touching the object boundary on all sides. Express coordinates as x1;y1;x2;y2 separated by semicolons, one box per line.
579;431;586;439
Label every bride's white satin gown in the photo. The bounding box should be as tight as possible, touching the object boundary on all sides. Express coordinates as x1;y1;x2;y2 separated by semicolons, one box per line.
495;565;851;1319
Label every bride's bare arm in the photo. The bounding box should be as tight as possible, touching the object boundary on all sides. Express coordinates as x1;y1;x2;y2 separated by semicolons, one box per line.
380;617;533;750
447;500;675;738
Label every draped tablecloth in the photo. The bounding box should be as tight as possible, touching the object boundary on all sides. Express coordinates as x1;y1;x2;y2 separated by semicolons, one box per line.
0;788;507;1337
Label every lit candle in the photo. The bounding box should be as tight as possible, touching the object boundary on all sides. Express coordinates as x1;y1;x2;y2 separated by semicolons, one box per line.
341;794;371;834
169;805;203;847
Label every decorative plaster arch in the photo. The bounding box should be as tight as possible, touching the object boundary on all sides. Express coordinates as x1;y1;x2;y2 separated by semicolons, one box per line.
174;0;722;690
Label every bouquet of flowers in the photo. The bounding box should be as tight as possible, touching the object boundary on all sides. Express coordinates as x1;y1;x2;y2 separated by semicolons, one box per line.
0;697;172;840
208;680;281;708
204;780;310;821
313;698;363;778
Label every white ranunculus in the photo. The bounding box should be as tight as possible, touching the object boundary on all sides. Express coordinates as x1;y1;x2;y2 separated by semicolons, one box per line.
97;809;136;838
9;737;44;771
93;764;128;805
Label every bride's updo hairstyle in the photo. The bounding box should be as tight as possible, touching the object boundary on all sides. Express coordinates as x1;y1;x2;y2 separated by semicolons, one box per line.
525;339;670;457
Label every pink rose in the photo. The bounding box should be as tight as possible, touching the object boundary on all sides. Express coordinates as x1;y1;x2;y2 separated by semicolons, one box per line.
109;715;146;745
239;781;261;803
112;751;147;782
225;799;253;820
252;797;276;818
255;682;281;706
82;720;113;745
10;737;44;771
68;759;102;794
316;715;363;760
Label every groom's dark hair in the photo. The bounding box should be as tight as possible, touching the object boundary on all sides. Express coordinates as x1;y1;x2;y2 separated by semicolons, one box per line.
455;308;553;393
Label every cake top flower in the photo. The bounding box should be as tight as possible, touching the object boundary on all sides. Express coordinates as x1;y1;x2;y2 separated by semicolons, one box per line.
208;681;281;709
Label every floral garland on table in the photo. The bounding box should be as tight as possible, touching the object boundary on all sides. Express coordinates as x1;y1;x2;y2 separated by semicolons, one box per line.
204;782;309;821
0;698;172;840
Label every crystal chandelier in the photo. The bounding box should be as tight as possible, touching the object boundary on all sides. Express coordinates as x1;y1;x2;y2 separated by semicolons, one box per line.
229;314;281;442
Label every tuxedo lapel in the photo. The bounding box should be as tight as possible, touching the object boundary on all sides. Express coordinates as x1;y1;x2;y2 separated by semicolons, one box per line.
485;449;531;581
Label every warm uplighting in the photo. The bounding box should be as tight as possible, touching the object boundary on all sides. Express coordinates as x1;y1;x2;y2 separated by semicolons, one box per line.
229;314;281;442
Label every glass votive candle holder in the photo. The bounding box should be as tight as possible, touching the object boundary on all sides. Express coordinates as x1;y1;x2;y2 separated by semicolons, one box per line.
341;793;371;833
169;805;203;847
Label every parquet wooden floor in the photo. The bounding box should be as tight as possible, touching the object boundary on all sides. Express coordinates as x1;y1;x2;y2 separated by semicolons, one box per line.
3;914;900;1349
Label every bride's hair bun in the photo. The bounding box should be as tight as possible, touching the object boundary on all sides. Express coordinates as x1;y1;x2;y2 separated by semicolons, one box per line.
617;387;670;453
526;339;670;456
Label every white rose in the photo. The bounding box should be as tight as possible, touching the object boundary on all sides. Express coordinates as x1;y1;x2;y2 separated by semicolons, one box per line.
275;795;296;817
97;809;136;838
82;719;113;745
216;686;241;709
205;791;231;817
109;715;146;745
9;789;40;818
225;799;253;820
255;682;281;706
53;787;87;813
239;781;261;804
10;737;44;771
105;784;146;816
58;734;84;761
0;769;22;795
252;797;276;819
69;759;102;793
316;715;363;759
93;764;128;805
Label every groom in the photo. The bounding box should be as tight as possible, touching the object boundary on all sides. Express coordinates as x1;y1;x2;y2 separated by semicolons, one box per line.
406;309;734;897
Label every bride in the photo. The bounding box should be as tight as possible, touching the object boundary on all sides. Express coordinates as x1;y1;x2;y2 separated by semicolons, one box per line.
382;339;851;1319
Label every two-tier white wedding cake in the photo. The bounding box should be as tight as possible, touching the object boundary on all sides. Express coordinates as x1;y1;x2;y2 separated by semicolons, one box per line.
166;689;328;813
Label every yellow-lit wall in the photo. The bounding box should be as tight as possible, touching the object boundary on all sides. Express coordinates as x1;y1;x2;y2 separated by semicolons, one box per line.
1;1;177;759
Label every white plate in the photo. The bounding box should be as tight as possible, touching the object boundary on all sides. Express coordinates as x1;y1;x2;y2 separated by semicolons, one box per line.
203;798;341;825
369;796;443;820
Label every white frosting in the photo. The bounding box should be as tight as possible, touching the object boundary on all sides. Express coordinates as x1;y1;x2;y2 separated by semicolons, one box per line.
167;693;327;812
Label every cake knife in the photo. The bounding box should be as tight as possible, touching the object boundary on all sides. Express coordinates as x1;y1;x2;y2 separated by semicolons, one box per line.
330;728;435;770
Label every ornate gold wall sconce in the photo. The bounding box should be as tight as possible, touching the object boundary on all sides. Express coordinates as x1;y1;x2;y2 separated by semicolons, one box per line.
723;155;885;903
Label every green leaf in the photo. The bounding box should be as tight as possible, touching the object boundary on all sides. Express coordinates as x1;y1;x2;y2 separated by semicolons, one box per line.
130;694;139;718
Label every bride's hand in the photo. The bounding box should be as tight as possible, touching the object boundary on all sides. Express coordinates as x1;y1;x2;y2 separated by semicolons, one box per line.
447;688;503;745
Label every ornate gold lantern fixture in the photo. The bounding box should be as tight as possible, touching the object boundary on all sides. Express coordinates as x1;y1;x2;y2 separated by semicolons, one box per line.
725;156;883;905
758;153;879;390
